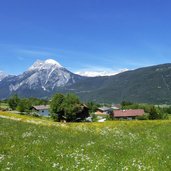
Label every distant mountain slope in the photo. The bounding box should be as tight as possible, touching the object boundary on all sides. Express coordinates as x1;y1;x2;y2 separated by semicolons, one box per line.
0;60;171;104
68;63;171;104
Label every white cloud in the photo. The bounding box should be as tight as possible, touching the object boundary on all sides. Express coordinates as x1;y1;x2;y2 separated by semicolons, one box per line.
75;67;129;77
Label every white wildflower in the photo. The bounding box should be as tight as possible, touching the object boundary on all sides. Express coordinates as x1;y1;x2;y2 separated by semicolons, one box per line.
52;163;59;168
22;132;32;138
0;154;5;162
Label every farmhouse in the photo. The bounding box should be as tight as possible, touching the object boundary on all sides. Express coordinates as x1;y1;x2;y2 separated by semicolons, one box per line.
32;105;50;117
95;107;112;115
112;109;144;119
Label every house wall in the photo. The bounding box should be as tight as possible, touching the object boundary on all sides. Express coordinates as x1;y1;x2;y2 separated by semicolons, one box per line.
113;116;136;120
95;111;106;115
38;109;49;117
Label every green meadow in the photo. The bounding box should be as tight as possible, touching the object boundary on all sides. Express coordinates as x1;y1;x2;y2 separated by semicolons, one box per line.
0;112;171;171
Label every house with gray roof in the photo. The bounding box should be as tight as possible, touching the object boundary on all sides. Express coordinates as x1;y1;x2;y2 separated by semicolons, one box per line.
95;107;112;115
32;105;50;117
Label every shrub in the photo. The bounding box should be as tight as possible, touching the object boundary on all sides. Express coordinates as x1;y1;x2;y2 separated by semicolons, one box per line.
136;113;149;120
149;107;168;120
91;113;98;122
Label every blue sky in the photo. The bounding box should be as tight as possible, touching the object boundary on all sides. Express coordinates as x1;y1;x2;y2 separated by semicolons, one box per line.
0;0;171;75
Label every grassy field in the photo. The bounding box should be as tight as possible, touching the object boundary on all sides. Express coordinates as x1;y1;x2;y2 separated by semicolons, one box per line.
0;112;171;171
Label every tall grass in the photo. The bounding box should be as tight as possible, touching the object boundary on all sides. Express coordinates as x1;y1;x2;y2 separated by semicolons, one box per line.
0;116;171;170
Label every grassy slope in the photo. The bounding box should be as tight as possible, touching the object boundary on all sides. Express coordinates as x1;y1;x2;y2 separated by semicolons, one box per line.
0;112;171;171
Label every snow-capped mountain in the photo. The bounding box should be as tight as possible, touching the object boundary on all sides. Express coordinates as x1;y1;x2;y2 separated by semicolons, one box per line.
28;59;63;71
0;71;8;81
0;59;84;98
75;68;129;77
10;59;83;91
1;60;171;104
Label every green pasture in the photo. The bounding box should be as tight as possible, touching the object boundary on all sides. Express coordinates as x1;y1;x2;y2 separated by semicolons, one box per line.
0;112;171;171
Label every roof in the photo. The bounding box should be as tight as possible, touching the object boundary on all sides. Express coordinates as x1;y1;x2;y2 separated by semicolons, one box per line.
97;107;112;112
32;105;50;110
81;104;88;108
111;106;120;110
113;109;144;117
111;104;121;109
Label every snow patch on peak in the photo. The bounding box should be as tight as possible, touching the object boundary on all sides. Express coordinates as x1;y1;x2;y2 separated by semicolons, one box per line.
0;71;8;81
28;59;63;71
45;59;62;67
28;60;44;71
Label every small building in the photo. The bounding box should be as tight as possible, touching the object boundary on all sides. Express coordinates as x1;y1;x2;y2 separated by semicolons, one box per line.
95;107;112;115
111;104;121;110
112;109;144;119
32;105;50;117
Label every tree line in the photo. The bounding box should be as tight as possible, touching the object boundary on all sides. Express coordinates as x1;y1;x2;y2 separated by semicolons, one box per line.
7;95;48;113
0;95;170;121
5;94;93;122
